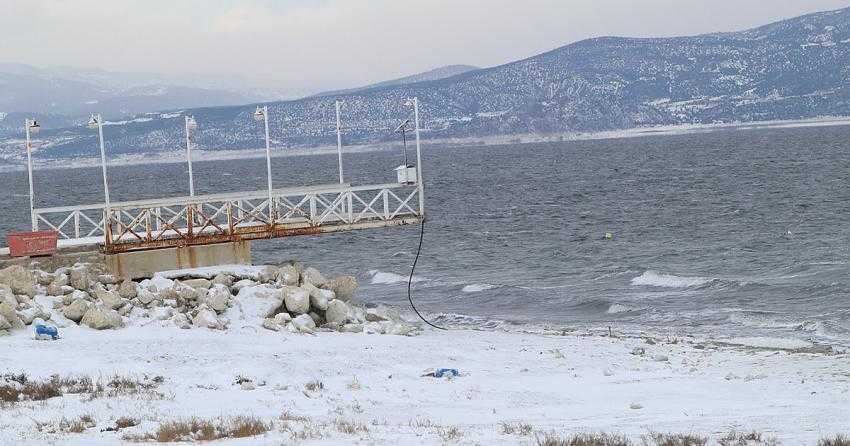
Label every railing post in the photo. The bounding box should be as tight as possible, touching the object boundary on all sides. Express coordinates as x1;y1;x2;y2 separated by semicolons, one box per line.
187;204;194;241
74;212;80;238
309;195;317;224
145;209;152;242
383;189;390;220
347;190;353;223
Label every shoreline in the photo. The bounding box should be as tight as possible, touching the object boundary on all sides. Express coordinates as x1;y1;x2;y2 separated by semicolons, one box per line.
4;115;850;173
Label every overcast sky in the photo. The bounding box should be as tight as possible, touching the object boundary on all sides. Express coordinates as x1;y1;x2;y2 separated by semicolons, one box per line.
2;0;849;93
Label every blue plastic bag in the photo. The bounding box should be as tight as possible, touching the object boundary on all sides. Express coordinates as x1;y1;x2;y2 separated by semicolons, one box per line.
433;368;459;378
34;324;59;340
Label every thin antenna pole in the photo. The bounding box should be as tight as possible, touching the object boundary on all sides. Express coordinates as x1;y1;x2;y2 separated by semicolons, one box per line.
263;106;274;218
413;98;424;216
335;100;344;184
184;117;195;196
185;116;195;197
97;114;110;208
25;120;36;231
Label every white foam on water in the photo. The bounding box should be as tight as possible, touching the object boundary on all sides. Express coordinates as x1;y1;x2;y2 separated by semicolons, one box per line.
368;270;425;285
606;303;639;314
631;270;711;288
462;283;497;293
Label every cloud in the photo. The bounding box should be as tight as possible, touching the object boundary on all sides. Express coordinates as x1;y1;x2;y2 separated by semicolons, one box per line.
1;0;848;94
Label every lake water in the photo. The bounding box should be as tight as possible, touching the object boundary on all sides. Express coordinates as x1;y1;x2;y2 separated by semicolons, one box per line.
3;125;850;346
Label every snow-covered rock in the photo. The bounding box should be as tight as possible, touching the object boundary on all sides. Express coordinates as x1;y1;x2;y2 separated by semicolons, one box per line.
324;276;358;300
205;285;231;313
63;299;90;323
118;280;137;300
283;287;310;315
192;306;225;330
0;302;24;329
300;267;327;287
81;305;123;330
291;314;316;333
276;264;300;286
325;299;352;325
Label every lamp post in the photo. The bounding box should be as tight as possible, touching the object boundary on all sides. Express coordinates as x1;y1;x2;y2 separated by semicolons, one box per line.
409;98;425;216
24;118;40;231
87;114;111;234
253;106;274;218
184;116;197;196
335;100;344;184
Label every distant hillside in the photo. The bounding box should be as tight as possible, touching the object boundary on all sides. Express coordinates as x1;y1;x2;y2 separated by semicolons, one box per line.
0;63;257;130
5;7;850;161
312;65;480;97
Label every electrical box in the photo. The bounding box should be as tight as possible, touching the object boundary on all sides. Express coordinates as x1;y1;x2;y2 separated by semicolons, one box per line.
395;165;418;185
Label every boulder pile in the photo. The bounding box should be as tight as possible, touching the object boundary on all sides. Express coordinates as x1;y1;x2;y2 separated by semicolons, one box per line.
0;262;418;336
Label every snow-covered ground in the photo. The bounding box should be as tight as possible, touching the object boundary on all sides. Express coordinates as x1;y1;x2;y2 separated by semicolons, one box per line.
0;322;847;445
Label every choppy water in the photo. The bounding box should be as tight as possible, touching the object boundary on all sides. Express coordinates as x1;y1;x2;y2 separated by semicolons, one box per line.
3;125;850;346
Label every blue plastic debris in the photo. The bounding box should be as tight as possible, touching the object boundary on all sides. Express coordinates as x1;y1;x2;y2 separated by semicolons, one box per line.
34;324;59;341
434;368;459;378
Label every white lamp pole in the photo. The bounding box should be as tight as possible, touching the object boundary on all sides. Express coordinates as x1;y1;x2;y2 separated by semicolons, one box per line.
254;106;274;219
412;97;425;216
184;116;196;196
335;100;344;184
24;119;39;231
88;114;111;233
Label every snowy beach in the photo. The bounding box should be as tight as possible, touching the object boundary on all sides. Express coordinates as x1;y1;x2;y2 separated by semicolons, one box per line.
1;320;847;445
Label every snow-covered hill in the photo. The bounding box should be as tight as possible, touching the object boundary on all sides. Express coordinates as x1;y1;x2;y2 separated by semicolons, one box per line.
5;7;850;161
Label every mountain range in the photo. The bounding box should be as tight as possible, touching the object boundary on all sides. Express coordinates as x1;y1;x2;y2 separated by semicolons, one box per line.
4;6;850;162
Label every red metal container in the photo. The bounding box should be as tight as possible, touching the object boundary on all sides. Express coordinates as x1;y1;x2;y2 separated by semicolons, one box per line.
6;231;58;257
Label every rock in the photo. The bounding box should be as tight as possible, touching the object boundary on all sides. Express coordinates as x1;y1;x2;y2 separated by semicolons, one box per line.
183;278;212;290
291;314;316;333
241;381;256;391
17;305;50;325
177;285;202;302
53;274;69;287
276;264;300;286
629;403;643;410
62;299;89;324
366;305;399;322
340;323;363;333
137;288;157;306
653;354;669;362
262;318;281;331
364;321;384;334
172;313;191;329
387;323;418;336
283;287;310;315
97;274;119;285
118;280;138;300
211;274;234;288
0;315;10;331
47;283;65;297
0;302;24;329
325;299;352;325
222;285;283;325
300;267;327;287
308;311;325;326
81;306;123;330
205;285;231;313
95;286;124;310
302;283;332;311
0;265;32;286
273;312;292;325
10;278;36;298
257;266;277;284
69;268;91;291
35;272;54;287
0;289;18;308
631;347;646;356
323;276;358;300
231;279;257;293
150;306;173;321
192;306;225;330
117;304;133;317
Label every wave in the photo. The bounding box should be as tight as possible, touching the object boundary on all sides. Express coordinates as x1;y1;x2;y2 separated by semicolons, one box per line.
368;270;426;285
631;270;711;288
606;303;642;314
462;283;497;293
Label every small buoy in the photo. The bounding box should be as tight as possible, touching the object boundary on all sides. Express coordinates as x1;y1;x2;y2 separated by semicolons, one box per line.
604;232;614;240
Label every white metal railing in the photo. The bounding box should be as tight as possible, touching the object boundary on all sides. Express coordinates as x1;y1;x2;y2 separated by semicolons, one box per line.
32;182;422;251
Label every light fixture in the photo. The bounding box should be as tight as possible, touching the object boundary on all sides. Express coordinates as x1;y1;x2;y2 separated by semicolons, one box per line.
186;116;198;131
27;120;40;134
87;114;100;129
253;106;265;122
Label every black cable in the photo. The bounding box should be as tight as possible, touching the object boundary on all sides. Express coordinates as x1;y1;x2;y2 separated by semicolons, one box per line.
407;217;448;330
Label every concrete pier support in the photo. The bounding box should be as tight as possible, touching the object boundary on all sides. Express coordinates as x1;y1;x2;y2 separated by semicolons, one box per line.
106;241;252;279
